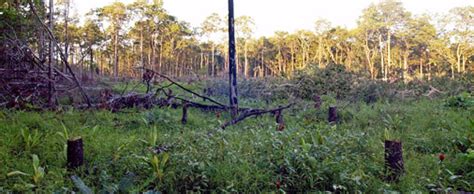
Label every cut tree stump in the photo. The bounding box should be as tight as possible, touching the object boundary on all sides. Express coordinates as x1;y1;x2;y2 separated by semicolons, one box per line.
181;103;188;124
67;137;84;169
328;106;338;123
385;140;404;182
275;110;285;131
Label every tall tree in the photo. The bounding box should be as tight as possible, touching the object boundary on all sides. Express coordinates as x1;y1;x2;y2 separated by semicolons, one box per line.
235;15;255;78
97;2;127;80
201;13;222;77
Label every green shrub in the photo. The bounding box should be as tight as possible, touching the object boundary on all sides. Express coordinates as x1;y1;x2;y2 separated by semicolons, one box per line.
445;92;474;108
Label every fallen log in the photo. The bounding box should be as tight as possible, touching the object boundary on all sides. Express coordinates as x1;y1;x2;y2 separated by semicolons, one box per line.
221;103;294;129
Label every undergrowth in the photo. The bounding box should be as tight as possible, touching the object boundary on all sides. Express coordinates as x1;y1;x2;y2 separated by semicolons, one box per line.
0;96;472;192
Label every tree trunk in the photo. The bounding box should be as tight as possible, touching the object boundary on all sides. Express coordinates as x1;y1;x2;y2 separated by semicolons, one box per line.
151;38;156;72
48;0;55;108
140;27;144;75
228;0;238;118
200;52;203;70
159;37;163;73
462;54;466;74
387;30;391;80
419;58;423;79
261;48;264;77
90;45;93;80
64;0;69;73
244;41;248;78
428;61;432;81
365;40;375;79
318;36;323;68
379;34;384;81
403;51;408;83
456;44;461;74
113;30;119;81
211;44;215;76
38;0;45;64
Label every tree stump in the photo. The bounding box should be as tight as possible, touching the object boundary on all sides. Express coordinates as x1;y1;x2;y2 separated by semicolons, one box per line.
67;137;84;169
328;106;338;123
385;140;404;181
181;103;188;124
275;110;285;131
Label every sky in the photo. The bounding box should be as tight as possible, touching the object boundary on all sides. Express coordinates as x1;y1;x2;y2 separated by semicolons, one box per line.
74;0;474;37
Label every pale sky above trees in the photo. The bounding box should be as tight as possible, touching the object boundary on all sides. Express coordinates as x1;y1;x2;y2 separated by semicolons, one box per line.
74;0;473;36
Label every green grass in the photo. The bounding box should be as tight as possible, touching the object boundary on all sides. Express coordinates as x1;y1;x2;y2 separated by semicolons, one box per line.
0;98;473;192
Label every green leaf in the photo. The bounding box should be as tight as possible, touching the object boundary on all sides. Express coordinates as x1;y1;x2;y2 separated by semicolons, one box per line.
7;171;30;177
32;154;40;170
160;153;169;167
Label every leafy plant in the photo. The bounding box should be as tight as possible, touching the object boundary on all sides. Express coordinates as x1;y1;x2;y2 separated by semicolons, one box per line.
150;153;169;182
20;128;41;152
445;92;474;108
7;154;45;187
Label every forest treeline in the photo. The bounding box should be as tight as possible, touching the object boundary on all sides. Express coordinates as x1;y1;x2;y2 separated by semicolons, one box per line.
1;0;473;81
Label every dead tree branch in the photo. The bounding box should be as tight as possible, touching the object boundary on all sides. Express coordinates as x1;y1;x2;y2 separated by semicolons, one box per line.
144;68;227;107
28;0;92;107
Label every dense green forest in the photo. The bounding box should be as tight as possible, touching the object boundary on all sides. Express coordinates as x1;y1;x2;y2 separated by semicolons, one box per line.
0;0;473;193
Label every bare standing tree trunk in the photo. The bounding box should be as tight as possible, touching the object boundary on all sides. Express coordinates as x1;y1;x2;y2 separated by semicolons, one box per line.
89;45;94;80
113;31;119;81
64;0;69;72
140;27;144;75
419;58;423;79
456;44;461;74
38;0;46;63
379;34;385;81
244;41;248;78
387;30;391;80
228;0;238;118
211;44;215;76
48;0;55;108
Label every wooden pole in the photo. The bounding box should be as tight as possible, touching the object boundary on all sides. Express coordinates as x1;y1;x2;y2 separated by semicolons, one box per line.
228;0;239;118
384;140;404;181
67;137;84;169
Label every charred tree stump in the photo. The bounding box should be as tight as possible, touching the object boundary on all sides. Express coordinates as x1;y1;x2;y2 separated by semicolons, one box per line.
181;103;188;124
385;140;404;182
67;137;84;169
275;110;285;131
328;106;338;123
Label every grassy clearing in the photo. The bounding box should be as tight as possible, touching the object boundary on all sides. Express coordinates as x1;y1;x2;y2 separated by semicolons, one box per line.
1;96;473;192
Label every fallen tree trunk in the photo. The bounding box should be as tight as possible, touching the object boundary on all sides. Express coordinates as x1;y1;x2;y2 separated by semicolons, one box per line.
221;103;294;129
